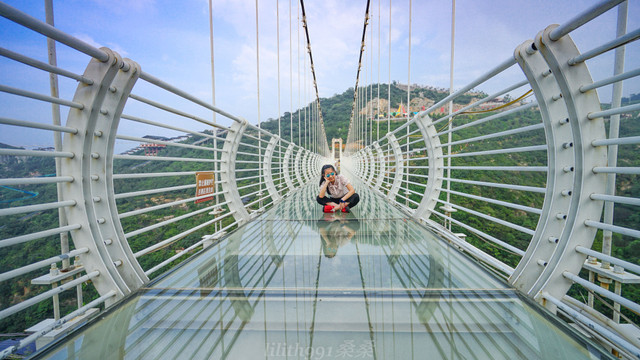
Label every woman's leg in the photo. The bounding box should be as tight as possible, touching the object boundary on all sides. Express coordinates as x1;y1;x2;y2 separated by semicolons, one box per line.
346;193;360;208
316;196;337;206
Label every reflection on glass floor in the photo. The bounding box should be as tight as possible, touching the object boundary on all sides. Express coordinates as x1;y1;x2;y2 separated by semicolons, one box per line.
38;182;613;359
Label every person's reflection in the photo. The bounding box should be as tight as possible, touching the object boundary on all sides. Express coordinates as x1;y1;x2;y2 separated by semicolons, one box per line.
317;212;360;258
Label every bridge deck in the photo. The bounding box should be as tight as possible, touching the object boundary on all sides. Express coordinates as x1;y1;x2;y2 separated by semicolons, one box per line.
37;181;612;359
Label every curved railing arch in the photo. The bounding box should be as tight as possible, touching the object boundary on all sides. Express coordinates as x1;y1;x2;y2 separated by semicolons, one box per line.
0;0;639;358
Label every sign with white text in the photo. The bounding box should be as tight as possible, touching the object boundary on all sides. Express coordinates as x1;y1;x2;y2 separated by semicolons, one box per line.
195;172;215;204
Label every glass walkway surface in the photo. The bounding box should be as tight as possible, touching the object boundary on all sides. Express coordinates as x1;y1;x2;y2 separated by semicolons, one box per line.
35;181;614;360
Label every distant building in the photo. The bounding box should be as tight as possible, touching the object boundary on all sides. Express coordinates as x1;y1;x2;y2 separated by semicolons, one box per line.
140;143;166;156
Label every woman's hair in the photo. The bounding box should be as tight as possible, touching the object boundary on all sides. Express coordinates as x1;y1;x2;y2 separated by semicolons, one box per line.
319;164;336;186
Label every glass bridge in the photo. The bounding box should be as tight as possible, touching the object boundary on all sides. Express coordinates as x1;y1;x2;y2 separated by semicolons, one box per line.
1;0;639;359
35;181;613;359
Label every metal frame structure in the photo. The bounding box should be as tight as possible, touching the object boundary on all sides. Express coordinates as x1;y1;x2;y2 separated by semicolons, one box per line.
1;0;640;358
0;2;329;356
346;0;640;357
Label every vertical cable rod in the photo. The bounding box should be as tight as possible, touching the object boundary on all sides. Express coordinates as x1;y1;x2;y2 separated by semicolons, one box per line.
405;0;412;205
255;0;263;206
289;0;293;143
276;0;281;140
377;0;381;142
297;0;301;145
602;0;627;271
207;0;221;227
370;9;374;146
388;0;392;136
44;0;70;271
446;0;456;230
346;0;371;151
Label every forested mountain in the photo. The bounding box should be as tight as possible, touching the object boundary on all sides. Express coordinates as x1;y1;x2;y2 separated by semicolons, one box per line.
260;82;485;144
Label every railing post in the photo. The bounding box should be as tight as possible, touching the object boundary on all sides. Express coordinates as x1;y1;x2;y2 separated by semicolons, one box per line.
362;149;369;184
61;49;146;304
412;113;444;221
510;27;607;305
220;119;252;224
387;134;404;201
303;150;312;183
365;147;375;186
263;136;282;203
294;147;304;186
283;143;295;190
373;142;385;192
356;151;364;178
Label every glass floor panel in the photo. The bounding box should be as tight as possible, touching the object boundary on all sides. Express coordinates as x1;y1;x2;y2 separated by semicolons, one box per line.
36;180;614;359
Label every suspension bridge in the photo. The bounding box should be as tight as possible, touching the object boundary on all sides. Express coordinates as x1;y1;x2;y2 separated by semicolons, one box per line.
0;0;639;358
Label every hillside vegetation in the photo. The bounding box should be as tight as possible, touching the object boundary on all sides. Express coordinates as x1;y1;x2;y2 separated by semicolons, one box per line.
1;84;639;333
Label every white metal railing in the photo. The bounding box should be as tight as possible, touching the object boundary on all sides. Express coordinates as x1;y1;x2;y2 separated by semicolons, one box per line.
0;1;328;357
345;0;640;357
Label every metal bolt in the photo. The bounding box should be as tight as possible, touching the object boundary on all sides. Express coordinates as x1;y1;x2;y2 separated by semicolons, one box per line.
91;174;100;181
94;130;103;137
548;237;559;243
50;263;59;276
92;196;101;202
104;239;113;245
562;142;573;149
552;93;563;101
114;260;123;267
563;166;575;173
525;43;537;55
542;69;552;77
559;118;569;125
97;218;106;224
561;190;572;196
100;109;108;115
91;152;100;159
537;259;548;267
556;213;567;220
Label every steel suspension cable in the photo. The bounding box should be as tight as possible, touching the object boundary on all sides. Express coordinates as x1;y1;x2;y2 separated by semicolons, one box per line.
208;0;221;232
299;0;326;155
377;0;381;142
276;0;283;190
370;9;374;146
446;0;456;230
277;0;281;139
289;0;293;143
304;45;307;149
255;0;263;205
297;0;301;145
405;0;412;205
347;0;372;150
388;0;391;135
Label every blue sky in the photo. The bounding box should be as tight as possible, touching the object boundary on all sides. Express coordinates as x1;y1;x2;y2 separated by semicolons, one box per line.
0;0;638;149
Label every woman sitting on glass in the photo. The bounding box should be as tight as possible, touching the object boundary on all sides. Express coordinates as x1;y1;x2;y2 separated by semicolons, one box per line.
317;164;360;213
